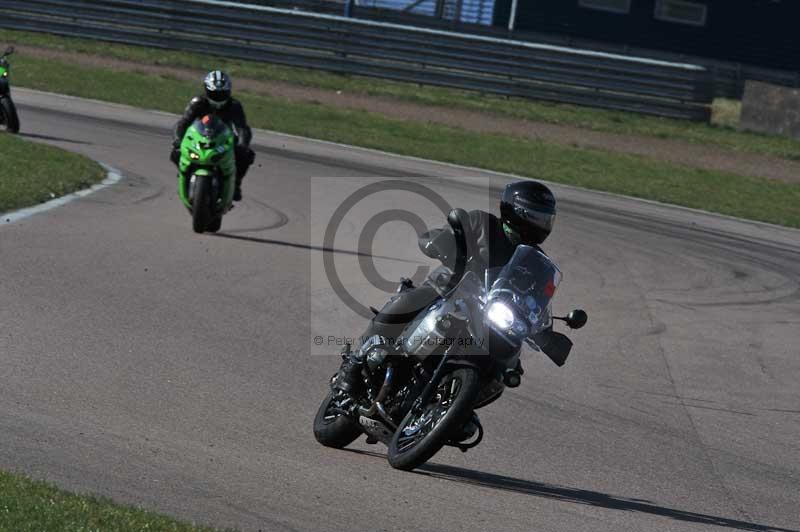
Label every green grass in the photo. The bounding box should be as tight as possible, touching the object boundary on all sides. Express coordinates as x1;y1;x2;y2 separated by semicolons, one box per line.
0;134;105;214
4;45;800;227
0;470;229;532
4;28;800;161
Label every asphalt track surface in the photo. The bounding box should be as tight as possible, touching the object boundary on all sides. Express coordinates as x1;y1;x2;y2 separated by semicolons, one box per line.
1;89;799;532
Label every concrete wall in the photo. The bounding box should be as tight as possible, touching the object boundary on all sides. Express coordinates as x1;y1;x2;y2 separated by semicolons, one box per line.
740;81;800;140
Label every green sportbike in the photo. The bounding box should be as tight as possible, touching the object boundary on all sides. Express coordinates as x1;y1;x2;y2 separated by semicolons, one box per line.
0;46;20;134
177;115;236;233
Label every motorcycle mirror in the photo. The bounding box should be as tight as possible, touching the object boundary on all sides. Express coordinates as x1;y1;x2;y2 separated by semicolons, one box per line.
554;309;588;329
564;309;588;330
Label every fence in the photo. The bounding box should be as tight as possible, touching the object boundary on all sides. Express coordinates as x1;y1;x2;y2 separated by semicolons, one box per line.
0;0;714;120
253;0;800;98
356;0;496;26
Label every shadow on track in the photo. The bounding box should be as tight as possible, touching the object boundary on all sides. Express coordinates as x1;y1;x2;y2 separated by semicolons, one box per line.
345;450;795;532
211;232;423;264
20;132;93;145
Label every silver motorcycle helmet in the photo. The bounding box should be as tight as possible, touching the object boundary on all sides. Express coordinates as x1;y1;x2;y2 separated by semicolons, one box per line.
204;70;232;109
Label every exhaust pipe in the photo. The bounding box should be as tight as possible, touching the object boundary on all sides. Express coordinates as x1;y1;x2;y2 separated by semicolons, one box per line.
359;366;394;422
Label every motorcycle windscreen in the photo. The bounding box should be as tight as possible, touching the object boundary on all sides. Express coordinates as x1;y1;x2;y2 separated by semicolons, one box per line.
418;224;460;295
452;270;502;355
193;117;230;141
487;245;562;337
402;270;487;358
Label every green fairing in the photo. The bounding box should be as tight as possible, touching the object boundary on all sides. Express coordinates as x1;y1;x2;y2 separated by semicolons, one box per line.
0;48;20;134
0;58;10;89
177;117;236;212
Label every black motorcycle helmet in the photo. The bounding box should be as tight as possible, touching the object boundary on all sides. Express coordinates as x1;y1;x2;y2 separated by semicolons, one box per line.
500;181;556;245
204;70;232;109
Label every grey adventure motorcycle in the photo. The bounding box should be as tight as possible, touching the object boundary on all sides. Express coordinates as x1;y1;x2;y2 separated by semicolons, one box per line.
313;209;587;470
0;46;20;134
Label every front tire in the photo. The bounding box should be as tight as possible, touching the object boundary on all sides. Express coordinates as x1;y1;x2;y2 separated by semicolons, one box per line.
191;174;212;234
313;391;362;449
387;367;480;471
207;216;222;233
1;97;19;134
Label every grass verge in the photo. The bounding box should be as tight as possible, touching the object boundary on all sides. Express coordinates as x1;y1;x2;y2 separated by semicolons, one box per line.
0;134;105;214
0;470;229;532
3;28;800;161
4;47;800;227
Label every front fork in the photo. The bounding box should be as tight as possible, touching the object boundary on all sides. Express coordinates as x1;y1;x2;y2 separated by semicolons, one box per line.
411;346;457;416
180;171;229;213
406;345;486;452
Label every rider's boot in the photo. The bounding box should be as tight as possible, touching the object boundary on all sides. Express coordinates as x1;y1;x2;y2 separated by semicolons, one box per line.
234;178;243;202
333;345;364;395
334;357;363;394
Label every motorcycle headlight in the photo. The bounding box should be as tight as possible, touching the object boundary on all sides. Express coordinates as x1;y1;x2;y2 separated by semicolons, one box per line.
2;72;7;78
486;300;530;339
189;151;200;160
487;301;515;330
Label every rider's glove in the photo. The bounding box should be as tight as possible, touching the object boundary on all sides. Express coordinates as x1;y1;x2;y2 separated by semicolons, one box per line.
169;148;180;165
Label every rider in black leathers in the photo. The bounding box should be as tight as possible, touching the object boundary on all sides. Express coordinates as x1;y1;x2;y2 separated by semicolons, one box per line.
334;181;561;402
171;70;255;201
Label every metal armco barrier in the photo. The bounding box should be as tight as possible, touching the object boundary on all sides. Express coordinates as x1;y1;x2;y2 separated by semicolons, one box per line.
0;0;714;120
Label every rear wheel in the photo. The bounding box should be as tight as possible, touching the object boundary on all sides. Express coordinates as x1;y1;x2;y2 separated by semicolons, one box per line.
191;175;212;233
313;390;362;449
0;97;19;134
387;367;480;471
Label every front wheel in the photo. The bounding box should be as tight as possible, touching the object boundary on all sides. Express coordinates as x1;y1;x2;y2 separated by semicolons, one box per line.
191;174;212;233
207;216;222;233
0;97;20;134
387;367;480;471
313;390;362;449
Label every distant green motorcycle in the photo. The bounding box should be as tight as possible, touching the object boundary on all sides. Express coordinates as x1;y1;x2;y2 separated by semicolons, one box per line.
177;114;236;233
0;46;20;134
